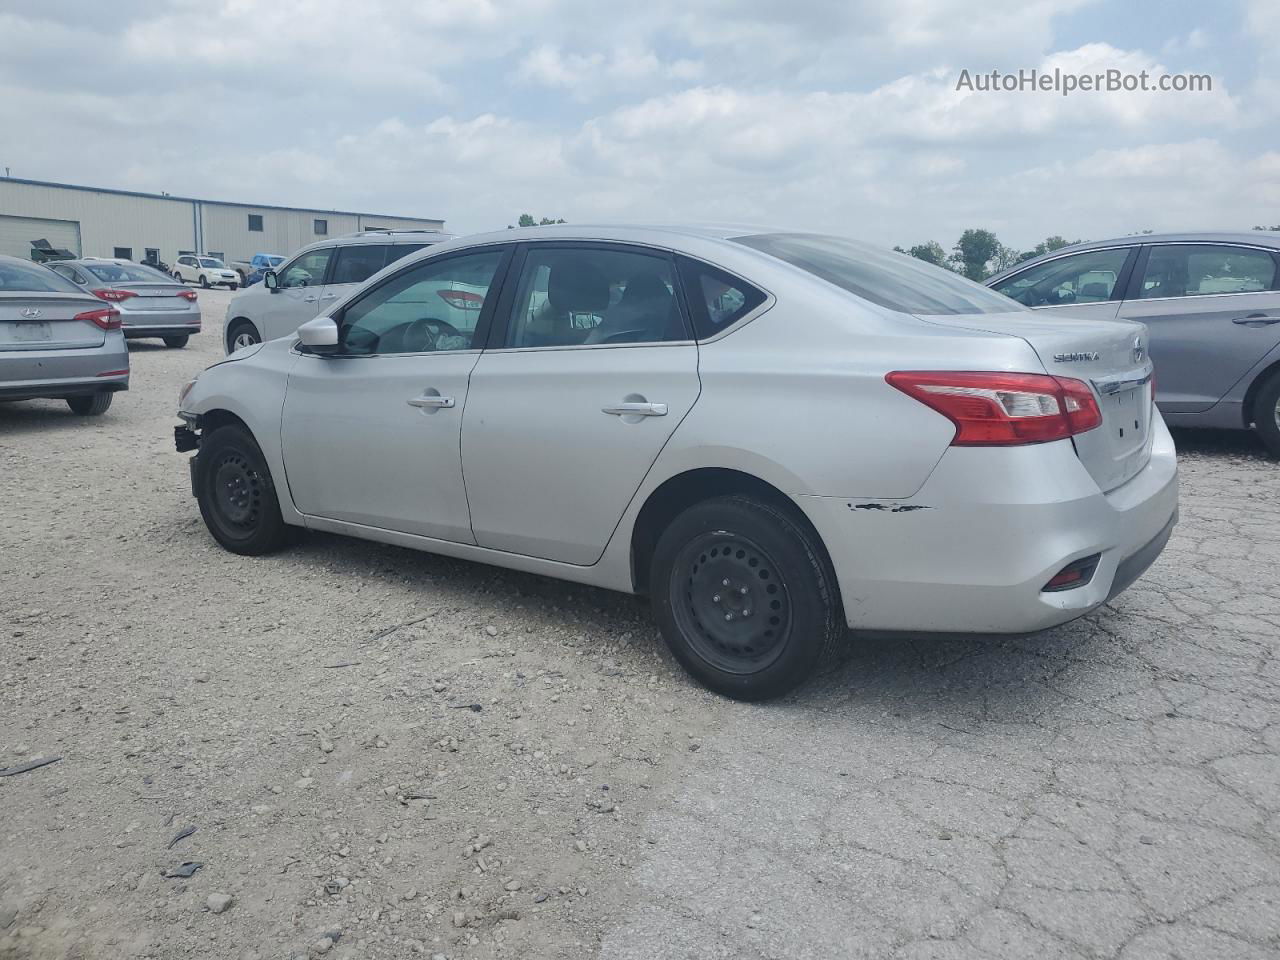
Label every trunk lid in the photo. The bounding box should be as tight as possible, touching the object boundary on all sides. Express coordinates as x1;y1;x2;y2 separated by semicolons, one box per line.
919;310;1155;492
110;282;194;312
0;293;109;351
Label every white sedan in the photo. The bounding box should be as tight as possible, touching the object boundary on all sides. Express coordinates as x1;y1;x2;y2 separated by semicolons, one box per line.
175;225;1178;700
172;254;239;289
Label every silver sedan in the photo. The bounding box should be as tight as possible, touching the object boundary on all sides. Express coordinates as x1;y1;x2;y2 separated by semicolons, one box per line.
0;255;129;416
175;225;1178;700
49;258;202;348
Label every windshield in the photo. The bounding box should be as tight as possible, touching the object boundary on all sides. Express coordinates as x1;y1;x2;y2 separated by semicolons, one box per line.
85;262;174;284
0;259;85;294
733;233;1026;316
199;258;225;268
267;256;284;266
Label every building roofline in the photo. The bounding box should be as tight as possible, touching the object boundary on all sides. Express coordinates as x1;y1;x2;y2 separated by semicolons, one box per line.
0;175;443;224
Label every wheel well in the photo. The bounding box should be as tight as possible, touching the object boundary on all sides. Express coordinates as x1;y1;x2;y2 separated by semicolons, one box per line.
630;467;832;594
1242;358;1280;428
199;408;252;438
225;316;257;347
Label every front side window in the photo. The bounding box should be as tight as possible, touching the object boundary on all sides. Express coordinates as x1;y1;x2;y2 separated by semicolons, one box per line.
279;249;332;289
992;248;1132;306
1139;244;1278;299
386;244;427;265
248;214;264;232
734;232;1025;315
677;256;768;339
504;246;686;348
329;245;389;285
339;249;504;355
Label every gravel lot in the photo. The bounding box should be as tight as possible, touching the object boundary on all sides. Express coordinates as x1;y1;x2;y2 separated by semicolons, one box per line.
2;289;1278;960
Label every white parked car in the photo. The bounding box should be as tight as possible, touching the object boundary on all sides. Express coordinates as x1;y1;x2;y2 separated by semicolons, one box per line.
175;225;1178;700
222;230;452;353
172;255;240;289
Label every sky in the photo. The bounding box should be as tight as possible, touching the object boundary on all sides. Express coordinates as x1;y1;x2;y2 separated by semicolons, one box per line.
0;0;1276;252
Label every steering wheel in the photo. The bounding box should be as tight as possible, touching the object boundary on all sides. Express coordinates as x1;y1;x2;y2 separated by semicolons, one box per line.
402;316;465;352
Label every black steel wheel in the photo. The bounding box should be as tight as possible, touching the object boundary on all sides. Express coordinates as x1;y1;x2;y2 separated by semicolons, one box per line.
195;424;292;555
650;495;844;700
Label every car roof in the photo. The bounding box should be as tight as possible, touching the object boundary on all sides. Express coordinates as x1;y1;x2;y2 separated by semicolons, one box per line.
988;230;1280;283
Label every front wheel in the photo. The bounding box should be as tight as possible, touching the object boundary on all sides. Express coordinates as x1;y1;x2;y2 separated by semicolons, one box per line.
1254;369;1280;458
199;275;210;289
229;283;239;291
225;319;261;353
67;392;113;416
195;424;293;555
649;495;845;701
163;335;189;348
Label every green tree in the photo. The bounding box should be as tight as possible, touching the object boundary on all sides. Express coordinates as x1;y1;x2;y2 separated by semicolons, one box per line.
950;229;1001;281
1254;224;1280;231
510;213;566;228
905;241;949;267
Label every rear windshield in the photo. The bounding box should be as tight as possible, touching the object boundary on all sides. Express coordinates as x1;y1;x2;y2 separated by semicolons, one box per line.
84;262;173;284
0;260;84;294
733;233;1025;315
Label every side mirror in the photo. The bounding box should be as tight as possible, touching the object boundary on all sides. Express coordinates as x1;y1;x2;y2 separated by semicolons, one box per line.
297;315;340;355
264;270;279;291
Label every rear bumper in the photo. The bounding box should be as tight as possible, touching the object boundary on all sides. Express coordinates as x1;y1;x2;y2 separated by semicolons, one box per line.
796;415;1179;634
0;338;130;400
124;323;201;338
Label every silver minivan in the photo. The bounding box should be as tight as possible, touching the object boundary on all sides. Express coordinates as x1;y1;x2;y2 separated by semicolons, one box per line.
987;232;1280;455
222;230;453;353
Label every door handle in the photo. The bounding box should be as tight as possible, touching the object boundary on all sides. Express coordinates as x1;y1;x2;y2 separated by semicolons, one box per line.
407;394;455;409
302;295;318;303
1231;314;1280;326
319;293;337;301
602;401;667;417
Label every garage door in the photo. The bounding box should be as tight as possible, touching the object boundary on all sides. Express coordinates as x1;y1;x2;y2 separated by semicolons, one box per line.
0;215;82;261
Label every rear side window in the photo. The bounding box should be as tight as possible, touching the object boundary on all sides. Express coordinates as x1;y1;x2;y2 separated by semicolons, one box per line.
387;244;428;264
1139;245;1278;298
676;256;767;339
0;260;83;293
330;245;390;285
992;248;1132;306
734;233;1025;315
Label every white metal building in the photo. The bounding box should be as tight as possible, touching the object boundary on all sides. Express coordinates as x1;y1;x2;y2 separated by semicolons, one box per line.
0;177;445;264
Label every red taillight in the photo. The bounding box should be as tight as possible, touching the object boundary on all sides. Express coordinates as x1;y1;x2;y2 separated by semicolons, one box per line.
75;307;122;330
178;289;198;301
91;288;137;302
437;289;484;310
886;371;1102;446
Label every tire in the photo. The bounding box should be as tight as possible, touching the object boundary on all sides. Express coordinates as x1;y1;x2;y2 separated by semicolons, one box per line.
199;275;210;289
649;495;844;701
1254;369;1280;458
66;392;113;416
229;283;239;291
173;271;183;282
163;335;190;348
226;318;261;353
195;424;292;555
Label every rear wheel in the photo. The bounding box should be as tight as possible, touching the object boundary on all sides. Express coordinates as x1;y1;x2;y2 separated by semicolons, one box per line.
163;335;190;348
66;392;113;416
226;318;261;353
195;424;292;555
1254;369;1280;458
649;495;844;701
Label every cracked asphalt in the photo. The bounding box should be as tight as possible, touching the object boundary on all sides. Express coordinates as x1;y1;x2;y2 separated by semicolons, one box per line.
1;289;1277;959
597;433;1280;960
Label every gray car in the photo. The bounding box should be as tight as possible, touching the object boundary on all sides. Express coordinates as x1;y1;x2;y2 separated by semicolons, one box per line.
49;258;202;348
0;255;129;415
987;232;1280;455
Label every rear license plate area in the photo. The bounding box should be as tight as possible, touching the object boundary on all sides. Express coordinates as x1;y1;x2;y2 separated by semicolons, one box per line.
13;322;52;342
1110;386;1146;442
